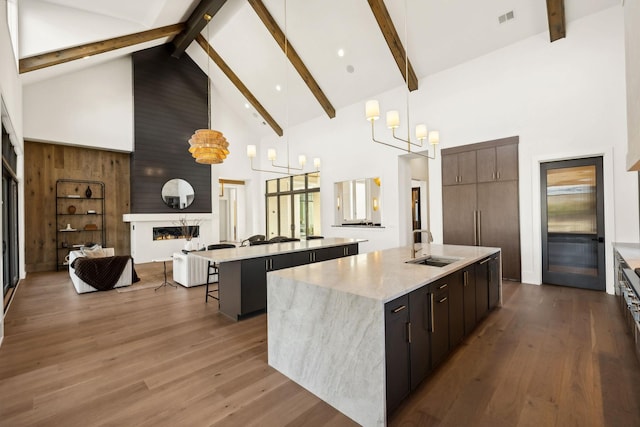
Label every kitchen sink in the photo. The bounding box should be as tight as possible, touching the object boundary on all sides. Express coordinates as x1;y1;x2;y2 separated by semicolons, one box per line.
406;256;461;267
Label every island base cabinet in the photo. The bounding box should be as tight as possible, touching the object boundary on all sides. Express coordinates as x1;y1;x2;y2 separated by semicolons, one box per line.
385;295;411;415
462;267;477;335
476;259;490;320
409;286;432;390
489;255;501;309
430;287;450;368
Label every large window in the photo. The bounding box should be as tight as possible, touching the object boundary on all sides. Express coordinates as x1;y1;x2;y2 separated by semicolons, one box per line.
266;172;321;239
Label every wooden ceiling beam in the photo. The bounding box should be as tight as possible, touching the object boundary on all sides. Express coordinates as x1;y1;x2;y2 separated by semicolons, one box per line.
367;0;419;92
546;0;566;42
172;0;228;58
196;34;283;136
247;0;336;119
19;23;185;74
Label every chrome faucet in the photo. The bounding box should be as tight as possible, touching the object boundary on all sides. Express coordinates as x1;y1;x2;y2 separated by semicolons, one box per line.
412;229;433;258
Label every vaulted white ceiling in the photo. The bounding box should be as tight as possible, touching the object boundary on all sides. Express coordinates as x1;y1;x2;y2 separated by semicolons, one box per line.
18;0;619;137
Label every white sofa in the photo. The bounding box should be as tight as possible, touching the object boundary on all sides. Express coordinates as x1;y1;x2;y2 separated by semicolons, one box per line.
172;251;210;287
68;248;133;294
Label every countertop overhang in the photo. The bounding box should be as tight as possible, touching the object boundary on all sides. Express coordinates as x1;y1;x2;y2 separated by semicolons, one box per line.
614;242;640;269
190;237;365;263
270;243;500;303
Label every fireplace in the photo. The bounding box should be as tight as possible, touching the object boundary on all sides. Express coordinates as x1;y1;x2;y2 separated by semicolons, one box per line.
153;226;200;241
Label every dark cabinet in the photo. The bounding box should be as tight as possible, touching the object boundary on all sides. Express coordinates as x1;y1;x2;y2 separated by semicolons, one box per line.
430;284;450;368
477;144;519;183
409;285;431;390
447;271;464;347
442;151;477;185
475;258;490;320
462;266;477;335
489;255;501;309
442;184;477;246
385;295;411;415
442;137;520;282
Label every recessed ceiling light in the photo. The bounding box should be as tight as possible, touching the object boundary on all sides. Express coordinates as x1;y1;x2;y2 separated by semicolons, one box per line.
275;84;282;91
346;65;355;74
337;48;345;57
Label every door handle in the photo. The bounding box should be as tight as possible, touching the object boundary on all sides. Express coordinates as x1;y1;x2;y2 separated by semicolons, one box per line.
592;237;604;243
473;211;478;246
477;210;482;246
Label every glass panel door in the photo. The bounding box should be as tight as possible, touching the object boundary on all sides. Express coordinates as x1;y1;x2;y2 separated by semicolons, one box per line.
541;157;605;290
267;196;278;239
279;195;293;238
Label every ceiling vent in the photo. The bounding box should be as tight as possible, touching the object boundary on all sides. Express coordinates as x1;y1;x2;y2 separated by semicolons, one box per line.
498;10;515;24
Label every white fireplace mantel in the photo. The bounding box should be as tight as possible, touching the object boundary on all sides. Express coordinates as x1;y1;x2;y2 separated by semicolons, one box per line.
123;213;214;263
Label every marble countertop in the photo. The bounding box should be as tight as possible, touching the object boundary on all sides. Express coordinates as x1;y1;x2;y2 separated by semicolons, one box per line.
614;242;640;269
270;244;500;303
190;237;365;263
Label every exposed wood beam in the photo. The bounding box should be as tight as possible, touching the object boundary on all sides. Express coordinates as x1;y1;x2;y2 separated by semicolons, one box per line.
367;0;419;92
546;0;566;42
247;0;336;119
19;24;185;74
196;34;283;136
172;0;228;58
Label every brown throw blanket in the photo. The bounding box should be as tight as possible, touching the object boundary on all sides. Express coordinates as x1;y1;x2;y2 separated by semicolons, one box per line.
71;256;139;291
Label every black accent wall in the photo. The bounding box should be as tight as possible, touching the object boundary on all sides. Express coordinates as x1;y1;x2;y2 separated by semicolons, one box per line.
131;45;212;213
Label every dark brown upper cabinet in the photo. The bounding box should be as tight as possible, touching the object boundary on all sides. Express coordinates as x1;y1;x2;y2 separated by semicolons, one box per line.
442;151;477;186
476;143;518;183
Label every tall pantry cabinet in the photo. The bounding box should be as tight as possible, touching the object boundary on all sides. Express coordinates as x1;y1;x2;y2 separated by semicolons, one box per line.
442;137;521;281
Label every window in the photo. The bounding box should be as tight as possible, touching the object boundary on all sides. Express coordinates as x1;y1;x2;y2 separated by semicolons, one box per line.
266;172;321;239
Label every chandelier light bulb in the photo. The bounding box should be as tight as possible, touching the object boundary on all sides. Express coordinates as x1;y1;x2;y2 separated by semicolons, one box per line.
365;100;380;121
386;111;400;129
267;148;277;161
246;145;257;158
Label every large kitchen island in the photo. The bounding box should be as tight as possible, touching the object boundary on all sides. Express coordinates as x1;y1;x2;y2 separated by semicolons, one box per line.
267;244;501;427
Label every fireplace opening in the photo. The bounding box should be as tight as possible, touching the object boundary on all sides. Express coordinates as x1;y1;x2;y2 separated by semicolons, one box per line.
153;226;200;241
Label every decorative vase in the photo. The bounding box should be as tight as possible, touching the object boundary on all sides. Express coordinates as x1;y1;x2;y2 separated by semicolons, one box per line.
184;240;194;251
85;186;92;198
67;205;76;214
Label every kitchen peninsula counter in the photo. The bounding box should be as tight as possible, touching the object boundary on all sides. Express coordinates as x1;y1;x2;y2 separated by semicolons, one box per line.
192;237;363;320
267;244;501;427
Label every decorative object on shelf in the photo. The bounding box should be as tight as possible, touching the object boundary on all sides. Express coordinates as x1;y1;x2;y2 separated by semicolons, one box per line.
67;194;81;198
84;223;98;231
87;210;96;214
364;1;439;160
65;223;73;230
85;185;92;198
67;205;76;214
188;13;229;164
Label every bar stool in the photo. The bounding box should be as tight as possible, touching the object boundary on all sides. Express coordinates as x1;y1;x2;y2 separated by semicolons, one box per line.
205;244;236;304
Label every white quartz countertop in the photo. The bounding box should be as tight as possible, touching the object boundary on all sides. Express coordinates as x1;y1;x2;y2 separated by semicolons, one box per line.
614;242;640;269
270;244;500;303
190;237;364;263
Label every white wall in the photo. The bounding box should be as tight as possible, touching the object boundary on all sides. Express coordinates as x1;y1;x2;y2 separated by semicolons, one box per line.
254;7;636;293
23;57;134;151
624;0;640;170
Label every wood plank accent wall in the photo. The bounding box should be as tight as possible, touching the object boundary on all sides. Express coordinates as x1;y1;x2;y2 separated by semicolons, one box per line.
24;141;131;272
131;45;212;213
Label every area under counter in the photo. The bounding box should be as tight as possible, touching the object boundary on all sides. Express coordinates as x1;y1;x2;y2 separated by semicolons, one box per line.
267;244;501;427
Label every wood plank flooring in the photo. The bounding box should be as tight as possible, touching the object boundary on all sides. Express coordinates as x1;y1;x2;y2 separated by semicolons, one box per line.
1;267;639;426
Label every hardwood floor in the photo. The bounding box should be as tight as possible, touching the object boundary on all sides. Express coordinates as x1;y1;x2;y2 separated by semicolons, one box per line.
1;268;639;426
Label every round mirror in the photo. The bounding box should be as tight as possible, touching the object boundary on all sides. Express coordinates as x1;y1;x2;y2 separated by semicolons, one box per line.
161;179;195;209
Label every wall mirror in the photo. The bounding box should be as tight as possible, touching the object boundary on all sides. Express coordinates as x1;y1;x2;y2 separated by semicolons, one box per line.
161;178;195;209
334;177;381;226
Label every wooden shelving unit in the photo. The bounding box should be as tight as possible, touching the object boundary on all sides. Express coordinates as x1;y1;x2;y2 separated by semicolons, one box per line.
55;179;106;271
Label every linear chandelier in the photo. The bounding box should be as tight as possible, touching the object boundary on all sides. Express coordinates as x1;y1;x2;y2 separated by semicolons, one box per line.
246;144;320;175
188;13;229;164
364;0;439;160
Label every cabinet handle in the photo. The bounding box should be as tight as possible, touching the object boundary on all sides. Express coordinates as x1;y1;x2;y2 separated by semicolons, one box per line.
480;258;491;265
464;270;468;286
492;172;495;180
439;296;448;303
477;210;482;246
392;305;406;313
407;322;412;344
473;210;478;246
439;283;448;290
266;259;269;270
497;171;500;180
430;293;435;333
